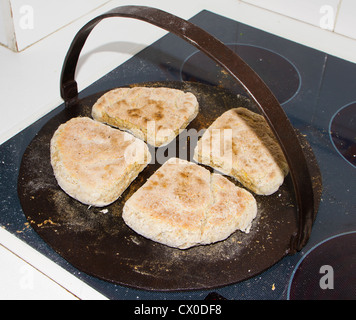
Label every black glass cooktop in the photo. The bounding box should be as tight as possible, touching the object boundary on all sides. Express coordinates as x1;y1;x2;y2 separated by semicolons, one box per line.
0;10;355;300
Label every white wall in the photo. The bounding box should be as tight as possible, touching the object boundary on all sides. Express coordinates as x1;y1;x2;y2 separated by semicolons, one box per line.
241;0;356;40
0;0;110;51
0;0;15;50
1;0;356;51
0;2;7;46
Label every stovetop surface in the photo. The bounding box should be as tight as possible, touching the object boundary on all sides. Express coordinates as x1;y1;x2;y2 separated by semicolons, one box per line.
0;10;355;300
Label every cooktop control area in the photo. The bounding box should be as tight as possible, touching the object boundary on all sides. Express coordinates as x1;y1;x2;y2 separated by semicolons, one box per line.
0;10;355;300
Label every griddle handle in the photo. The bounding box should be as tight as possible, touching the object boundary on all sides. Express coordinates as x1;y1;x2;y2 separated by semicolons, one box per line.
60;5;315;253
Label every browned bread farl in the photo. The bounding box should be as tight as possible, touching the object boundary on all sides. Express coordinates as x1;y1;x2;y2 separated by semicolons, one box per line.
92;87;199;147
122;158;257;249
194;107;289;195
50;117;151;207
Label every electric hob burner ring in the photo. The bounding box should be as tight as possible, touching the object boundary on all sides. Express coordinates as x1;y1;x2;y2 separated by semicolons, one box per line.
180;43;301;106
287;231;356;300
18;5;322;291
329;101;356;168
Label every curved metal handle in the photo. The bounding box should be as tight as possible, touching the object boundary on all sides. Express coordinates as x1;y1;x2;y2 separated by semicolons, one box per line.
60;5;315;253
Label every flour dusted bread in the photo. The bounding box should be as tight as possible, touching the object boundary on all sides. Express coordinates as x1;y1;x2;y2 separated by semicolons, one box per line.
122;158;257;249
50;117;151;207
92;87;199;147
194;107;289;195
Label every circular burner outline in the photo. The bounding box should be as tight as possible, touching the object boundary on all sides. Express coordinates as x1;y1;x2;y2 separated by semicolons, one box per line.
328;101;356;169
287;230;356;300
179;43;302;106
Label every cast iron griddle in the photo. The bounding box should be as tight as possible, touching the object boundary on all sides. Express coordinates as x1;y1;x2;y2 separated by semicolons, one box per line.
17;6;322;291
18;81;321;291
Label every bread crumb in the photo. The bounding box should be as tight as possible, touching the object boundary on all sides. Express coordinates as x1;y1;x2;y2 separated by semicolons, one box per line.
37;219;57;227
